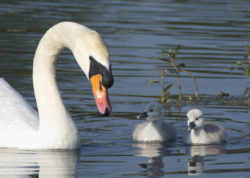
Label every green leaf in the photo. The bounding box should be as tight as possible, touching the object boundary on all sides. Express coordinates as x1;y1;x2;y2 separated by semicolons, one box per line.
243;88;250;96
228;66;235;70
183;95;193;102
168;48;172;54
173;45;181;55
246;45;249;51
163;84;176;92
237;62;248;69
243;70;250;78
148;79;160;86
161;51;171;57
177;63;186;68
236;62;250;78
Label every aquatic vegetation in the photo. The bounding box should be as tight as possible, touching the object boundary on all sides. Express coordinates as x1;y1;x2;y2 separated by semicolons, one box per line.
228;44;250;80
235;43;250;100
240;44;250;103
149;45;200;107
149;44;249;108
237;44;250;78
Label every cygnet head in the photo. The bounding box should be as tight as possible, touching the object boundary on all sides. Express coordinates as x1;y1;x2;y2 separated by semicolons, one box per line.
187;109;205;130
137;102;164;121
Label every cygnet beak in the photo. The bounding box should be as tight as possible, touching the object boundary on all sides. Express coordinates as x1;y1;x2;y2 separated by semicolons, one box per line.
137;112;148;119
188;122;195;130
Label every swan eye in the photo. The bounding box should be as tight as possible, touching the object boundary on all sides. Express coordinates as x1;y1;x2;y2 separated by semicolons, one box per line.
89;55;114;88
195;117;199;121
149;109;154;112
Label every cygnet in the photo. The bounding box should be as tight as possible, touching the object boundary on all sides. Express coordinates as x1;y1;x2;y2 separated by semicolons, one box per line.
133;103;176;143
185;109;226;145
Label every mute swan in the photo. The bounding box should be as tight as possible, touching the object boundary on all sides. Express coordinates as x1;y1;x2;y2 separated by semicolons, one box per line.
185;109;226;145
133;103;176;143
0;22;114;149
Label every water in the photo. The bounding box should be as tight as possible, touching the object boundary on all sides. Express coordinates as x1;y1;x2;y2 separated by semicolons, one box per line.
0;0;249;177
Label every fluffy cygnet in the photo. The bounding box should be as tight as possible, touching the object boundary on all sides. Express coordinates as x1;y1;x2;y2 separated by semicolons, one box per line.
133;103;176;143
185;109;226;145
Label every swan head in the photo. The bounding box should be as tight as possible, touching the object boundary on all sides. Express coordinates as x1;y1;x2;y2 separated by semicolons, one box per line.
187;109;205;130
137;102;164;121
67;23;114;116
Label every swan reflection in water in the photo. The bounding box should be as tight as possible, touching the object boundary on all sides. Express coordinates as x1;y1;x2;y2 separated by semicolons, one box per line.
187;145;225;176
133;143;172;177
0;149;79;177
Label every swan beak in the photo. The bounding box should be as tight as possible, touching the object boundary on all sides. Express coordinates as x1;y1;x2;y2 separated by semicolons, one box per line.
90;74;112;116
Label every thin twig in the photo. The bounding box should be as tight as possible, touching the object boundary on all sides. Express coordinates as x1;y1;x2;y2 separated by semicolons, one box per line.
169;57;182;101
179;69;200;102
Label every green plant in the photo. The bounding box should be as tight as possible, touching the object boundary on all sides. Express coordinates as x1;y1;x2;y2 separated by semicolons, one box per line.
149;69;175;105
236;61;250;78
149;45;200;106
236;45;250;78
228;42;250;98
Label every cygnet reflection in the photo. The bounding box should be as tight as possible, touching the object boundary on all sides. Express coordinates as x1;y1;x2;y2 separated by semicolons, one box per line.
134;143;172;177
187;145;225;176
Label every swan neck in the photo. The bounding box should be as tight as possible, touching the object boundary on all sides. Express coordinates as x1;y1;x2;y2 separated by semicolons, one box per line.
33;25;76;133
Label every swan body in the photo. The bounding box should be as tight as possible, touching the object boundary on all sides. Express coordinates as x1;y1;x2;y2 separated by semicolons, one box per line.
133;103;176;143
0;22;114;149
0;78;39;148
185;109;226;145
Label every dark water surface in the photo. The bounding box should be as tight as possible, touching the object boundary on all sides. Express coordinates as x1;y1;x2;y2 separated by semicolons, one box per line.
0;0;249;177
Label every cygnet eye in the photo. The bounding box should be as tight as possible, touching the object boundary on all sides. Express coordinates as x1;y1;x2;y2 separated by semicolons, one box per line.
149;109;154;112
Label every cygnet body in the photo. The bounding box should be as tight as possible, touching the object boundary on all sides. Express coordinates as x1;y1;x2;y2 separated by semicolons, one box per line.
185;109;226;145
133;103;176;143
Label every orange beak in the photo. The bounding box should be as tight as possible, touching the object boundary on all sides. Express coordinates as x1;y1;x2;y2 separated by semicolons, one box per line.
90;74;112;116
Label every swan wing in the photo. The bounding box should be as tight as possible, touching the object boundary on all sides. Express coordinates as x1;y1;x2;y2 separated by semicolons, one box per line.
204;122;222;133
0;78;39;131
161;121;176;141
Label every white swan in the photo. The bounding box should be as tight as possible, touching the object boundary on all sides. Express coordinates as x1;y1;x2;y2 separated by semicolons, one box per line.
0;22;114;149
185;109;226;145
133;103;176;143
